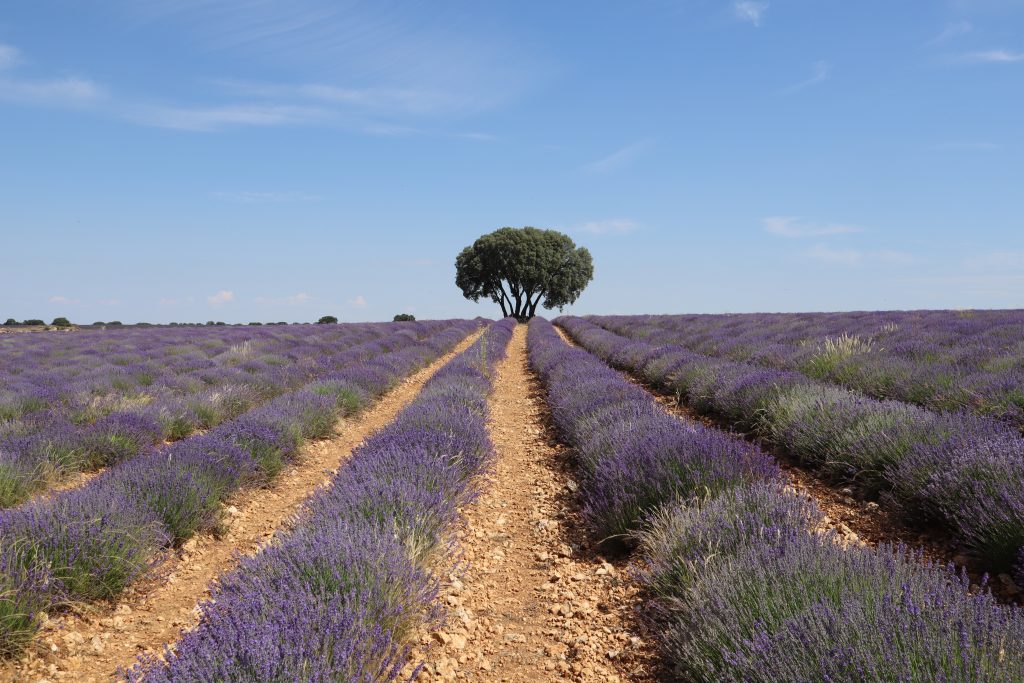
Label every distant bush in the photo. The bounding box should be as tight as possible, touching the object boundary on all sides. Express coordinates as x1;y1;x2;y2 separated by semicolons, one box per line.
137;323;153;327
215;322;226;326
3;318;16;326
23;319;44;326
248;322;263;326
51;317;71;327
92;321;105;326
393;314;416;322
317;316;338;324
108;321;123;326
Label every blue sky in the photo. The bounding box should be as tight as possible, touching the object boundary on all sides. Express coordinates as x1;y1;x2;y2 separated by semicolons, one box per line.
2;0;1022;323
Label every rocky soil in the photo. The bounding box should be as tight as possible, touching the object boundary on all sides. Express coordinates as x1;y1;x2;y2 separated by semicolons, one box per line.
405;325;659;683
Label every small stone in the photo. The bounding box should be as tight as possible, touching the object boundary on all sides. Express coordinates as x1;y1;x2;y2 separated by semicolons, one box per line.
432;632;451;646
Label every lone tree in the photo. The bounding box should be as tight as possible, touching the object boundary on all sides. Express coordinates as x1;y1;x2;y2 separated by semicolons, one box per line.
455;227;593;320
317;315;338;324
393;313;416;322
51;317;71;328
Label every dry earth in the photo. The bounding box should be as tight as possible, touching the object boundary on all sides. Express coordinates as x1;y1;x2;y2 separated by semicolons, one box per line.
405;325;659;683
2;330;483;683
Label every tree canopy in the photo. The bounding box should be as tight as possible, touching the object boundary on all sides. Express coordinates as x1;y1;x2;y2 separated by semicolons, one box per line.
455;227;593;320
317;315;338;324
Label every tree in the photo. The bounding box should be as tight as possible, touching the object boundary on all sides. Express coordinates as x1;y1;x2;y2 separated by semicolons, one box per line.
23;319;45;326
51;317;71;327
3;319;16;326
317;315;338;324
455;227;594;320
393;313;416;322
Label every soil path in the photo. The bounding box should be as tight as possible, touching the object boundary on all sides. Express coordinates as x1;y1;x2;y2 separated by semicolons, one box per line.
2;330;483;683
407;325;658;683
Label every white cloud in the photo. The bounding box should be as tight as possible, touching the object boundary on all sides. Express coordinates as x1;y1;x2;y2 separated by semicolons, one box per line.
934;141;999;150
803;245;917;267
0;44;20;70
126;104;327;132
967;251;1024;270
763;216;863;238
212;190;321;203
956;49;1024;63
780;61;831;93
347;295;368;309
574;219;640;235
49;295;73;304
0;76;105;107
878;250;918;265
926;21;973;45
733;1;769;27
254;292;314;306
207;290;235;306
805;244;863;266
583;140;652;174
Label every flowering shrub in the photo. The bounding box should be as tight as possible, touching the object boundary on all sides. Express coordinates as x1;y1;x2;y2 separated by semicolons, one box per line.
129;318;515;681
0;320;480;657
530;316;1024;681
557;315;1024;576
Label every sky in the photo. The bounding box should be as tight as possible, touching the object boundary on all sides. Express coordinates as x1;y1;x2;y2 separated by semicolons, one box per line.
1;0;1022;323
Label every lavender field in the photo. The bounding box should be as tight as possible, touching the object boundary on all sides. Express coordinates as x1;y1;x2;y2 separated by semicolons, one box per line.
2;312;1024;682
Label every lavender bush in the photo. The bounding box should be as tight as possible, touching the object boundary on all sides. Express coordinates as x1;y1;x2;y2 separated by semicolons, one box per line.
0;320;480;658
532;316;1024;681
557;315;1024;575
129;318;515;681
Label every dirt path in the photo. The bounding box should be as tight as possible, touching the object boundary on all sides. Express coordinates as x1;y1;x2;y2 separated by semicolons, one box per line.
2;330;483;683
407;325;658;683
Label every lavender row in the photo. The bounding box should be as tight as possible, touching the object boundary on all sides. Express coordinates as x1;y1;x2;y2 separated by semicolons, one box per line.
557;315;1024;579
527;317;1024;681
0;321;479;658
590;311;1024;429
129;318;515;682
0;323;447;506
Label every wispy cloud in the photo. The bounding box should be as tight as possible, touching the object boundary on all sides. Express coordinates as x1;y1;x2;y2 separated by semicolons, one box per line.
125;103;328;131
955;49;1024;63
347;295;368;309
212;190;321;203
803;245;917;267
764;216;862;238
254;292;314;306
0;43;20;70
926;21;973;45
934;141;1000;150
0;75;105;107
779;61;831;93
805;244;863;265
207;290;235;306
572;219;640;235
733;1;769;27
967;251;1024;270
48;295;78;304
583;140;652;174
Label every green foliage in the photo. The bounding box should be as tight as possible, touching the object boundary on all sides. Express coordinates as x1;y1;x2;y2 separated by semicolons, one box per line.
3;319;16;326
393;313;416;322
108;320;123;326
455;226;594;319
22;319;44;326
317;315;339;324
51;317;71;327
248;322;263;326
